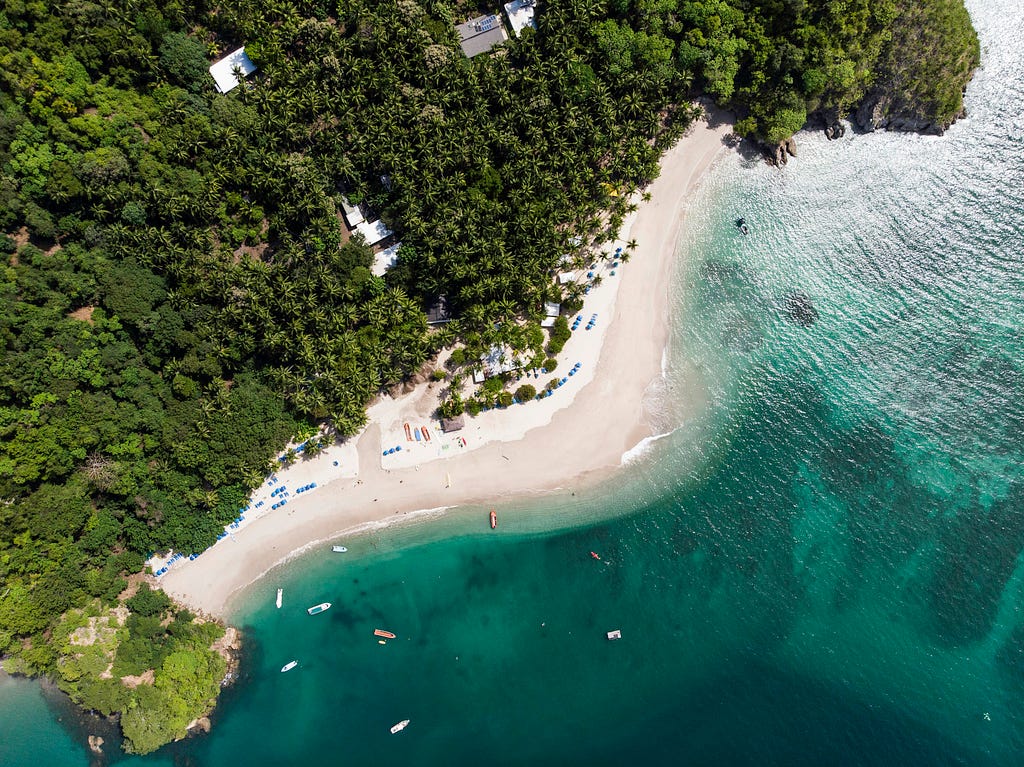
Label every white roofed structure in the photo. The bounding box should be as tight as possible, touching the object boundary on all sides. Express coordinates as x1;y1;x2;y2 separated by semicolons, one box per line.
355;219;393;246
209;48;257;93
540;301;561;328
372;242;401;276
503;0;537;37
340;196;364;229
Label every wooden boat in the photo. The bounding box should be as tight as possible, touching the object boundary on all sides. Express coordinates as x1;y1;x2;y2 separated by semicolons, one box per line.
390;719;410;734
421;426;430;441
490;510;497;529
307;602;331;615
276;588;283;608
404;422;412;440
281;661;298;672
606;629;622;640
374;628;396;639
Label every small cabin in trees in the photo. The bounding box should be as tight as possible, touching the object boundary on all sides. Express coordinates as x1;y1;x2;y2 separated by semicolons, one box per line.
456;14;508;58
209;48;257;93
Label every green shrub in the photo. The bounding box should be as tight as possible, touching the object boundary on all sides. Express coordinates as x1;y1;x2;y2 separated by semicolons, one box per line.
497;391;514;408
546;316;571;355
515;384;537;402
127;584;172;618
543;358;558;372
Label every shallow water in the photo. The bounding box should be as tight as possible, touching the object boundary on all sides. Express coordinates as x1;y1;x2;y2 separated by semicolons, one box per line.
3;0;1024;763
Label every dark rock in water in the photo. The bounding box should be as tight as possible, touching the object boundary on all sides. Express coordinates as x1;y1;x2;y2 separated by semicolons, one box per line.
784;292;819;327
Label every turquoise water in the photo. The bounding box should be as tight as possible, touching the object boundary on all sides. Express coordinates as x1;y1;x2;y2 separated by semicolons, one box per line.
4;0;1024;763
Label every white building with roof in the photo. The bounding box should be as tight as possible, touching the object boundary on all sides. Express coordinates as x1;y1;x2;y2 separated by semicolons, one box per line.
209;48;257;93
355;218;393;247
503;0;537;37
540;301;561;328
340;196;364;229
372;242;402;276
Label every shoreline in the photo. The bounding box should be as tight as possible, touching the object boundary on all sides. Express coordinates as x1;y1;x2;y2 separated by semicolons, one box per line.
159;111;733;617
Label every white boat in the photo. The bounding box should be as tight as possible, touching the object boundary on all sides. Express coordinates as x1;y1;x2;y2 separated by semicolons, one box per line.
332;545;348;553
606;629;622;640
281;661;298;673
276;588;283;608
390;719;410;734
307;602;331;615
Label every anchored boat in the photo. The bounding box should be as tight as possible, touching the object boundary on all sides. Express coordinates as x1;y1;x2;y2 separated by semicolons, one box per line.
390;719;410;734
276;588;283;608
374;629;396;639
490;510;497;529
281;661;298;672
307;602;331;615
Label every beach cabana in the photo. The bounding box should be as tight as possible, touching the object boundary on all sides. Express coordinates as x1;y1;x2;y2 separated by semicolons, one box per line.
209;48;257;93
540;301;561;328
503;0;537;37
456;14;508;57
441;416;465;433
355;218;393;247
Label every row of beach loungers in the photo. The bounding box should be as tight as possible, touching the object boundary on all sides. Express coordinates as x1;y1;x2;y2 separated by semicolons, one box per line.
156;475;319;575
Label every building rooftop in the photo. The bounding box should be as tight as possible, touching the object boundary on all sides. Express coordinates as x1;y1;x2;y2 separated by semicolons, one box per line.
355;218;393;247
540;301;561;328
372;242;401;276
426;296;452;325
440;416;465;433
340;196;364;229
209;48;257;94
456;14;508;57
503;0;537;37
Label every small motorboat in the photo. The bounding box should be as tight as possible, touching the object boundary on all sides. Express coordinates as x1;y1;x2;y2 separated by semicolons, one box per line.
307;602;332;615
490;510;497;529
390;719;410;734
374;629;397;639
606;629;622;641
590;551;601;561
736;217;749;235
281;660;298;672
332;545;348;553
276;588;283;608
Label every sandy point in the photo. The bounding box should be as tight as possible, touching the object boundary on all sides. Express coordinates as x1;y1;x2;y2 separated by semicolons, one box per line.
158;108;735;617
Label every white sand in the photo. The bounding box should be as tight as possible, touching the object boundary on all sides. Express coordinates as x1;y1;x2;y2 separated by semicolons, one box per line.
158;112;733;616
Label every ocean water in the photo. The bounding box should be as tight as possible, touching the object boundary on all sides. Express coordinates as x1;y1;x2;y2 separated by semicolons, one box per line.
3;0;1024;763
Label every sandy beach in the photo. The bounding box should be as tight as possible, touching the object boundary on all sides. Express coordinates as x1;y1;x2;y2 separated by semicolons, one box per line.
158;111;733;616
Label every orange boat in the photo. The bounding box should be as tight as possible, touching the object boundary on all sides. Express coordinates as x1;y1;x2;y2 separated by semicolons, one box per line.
421;426;430;442
404;423;412;440
489;510;497;529
374;629;396;639
590;551;601;561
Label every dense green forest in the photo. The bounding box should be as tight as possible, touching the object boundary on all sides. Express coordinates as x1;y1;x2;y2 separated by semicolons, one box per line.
0;0;977;753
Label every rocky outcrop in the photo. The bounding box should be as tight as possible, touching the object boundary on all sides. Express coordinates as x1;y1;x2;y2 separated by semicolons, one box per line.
854;94;961;135
88;735;104;754
771;137;798;166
